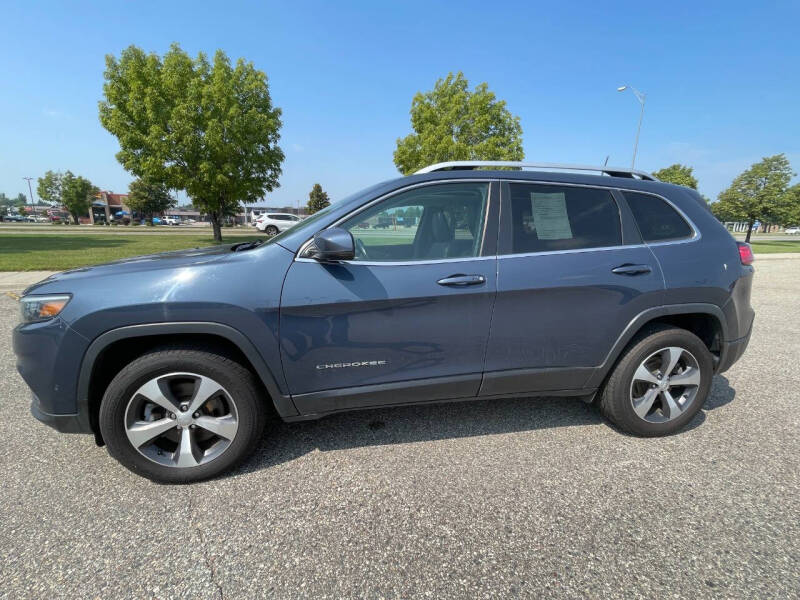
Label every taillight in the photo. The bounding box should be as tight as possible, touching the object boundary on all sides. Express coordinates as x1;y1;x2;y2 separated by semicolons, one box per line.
737;242;754;265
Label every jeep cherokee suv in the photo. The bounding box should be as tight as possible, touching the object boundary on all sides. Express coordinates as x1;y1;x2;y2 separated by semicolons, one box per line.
13;162;755;483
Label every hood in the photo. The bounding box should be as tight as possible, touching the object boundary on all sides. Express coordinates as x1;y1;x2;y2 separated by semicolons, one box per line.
23;244;237;294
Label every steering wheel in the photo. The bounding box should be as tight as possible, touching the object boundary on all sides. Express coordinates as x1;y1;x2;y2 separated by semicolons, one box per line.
355;237;368;259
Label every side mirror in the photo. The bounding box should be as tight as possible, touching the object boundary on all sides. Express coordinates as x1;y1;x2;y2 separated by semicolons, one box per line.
311;227;355;261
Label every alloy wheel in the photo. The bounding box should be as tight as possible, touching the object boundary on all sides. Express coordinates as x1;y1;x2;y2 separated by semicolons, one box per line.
629;346;702;423
124;372;239;468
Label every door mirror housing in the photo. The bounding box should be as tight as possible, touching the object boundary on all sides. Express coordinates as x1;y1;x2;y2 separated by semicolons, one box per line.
311;227;355;261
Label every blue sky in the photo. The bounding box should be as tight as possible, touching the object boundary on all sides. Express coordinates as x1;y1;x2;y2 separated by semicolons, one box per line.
1;0;798;207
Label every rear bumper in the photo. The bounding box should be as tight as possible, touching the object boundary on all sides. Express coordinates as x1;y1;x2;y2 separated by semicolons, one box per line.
717;324;753;374
30;394;92;434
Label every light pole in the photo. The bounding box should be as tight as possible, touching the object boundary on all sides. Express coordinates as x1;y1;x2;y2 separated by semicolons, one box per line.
23;177;36;216
617;85;646;168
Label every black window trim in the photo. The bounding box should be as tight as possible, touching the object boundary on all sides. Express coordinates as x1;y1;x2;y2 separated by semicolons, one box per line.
295;179;500;265
496;180;700;258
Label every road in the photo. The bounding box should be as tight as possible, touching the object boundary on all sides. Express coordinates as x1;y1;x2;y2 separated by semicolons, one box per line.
1;260;798;599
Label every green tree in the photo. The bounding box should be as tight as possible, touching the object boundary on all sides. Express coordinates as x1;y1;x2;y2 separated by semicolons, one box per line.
774;183;800;227
307;183;330;214
127;178;176;222
37;170;65;206
0;193;24;217
712;154;795;243
99;43;284;242
393;72;524;175
61;172;97;224
652;164;698;189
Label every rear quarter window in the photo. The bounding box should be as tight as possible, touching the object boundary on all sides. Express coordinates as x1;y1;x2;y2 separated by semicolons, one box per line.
623;191;694;242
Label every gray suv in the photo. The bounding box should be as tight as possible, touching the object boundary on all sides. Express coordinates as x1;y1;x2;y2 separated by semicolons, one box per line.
13;162;755;483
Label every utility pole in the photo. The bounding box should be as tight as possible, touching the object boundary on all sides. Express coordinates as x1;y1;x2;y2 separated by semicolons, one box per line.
23;177;36;216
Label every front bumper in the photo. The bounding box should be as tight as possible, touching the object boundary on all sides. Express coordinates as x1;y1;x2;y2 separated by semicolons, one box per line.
30;393;92;434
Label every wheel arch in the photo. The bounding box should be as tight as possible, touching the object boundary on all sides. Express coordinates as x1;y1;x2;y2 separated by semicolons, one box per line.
586;303;728;389
78;322;298;442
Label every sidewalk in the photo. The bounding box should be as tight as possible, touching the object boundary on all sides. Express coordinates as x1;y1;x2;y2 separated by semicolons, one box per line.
0;271;55;294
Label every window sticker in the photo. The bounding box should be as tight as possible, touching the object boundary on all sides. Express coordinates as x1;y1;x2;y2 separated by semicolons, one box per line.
531;192;572;240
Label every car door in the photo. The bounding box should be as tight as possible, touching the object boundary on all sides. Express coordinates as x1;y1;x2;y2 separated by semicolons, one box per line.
280;180;499;415
480;181;665;396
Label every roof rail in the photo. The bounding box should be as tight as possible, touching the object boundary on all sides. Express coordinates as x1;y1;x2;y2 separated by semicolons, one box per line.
414;161;658;181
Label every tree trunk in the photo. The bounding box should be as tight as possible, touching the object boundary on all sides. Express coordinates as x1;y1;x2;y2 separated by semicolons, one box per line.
744;220;753;243
210;212;222;242
72;212;80;225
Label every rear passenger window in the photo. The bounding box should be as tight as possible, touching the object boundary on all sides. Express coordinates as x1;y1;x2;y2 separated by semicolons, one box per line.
623;192;693;242
508;183;621;253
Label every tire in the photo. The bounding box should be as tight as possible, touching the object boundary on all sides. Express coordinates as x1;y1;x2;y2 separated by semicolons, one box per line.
99;347;267;483
599;325;714;436
265;225;279;236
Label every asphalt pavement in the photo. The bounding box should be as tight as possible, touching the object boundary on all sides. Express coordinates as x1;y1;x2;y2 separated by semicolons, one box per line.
1;260;798;599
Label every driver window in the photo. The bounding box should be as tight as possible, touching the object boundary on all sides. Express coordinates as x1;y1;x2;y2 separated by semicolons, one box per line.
340;183;489;262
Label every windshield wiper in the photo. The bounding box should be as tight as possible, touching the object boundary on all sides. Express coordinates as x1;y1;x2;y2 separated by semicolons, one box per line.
231;240;266;252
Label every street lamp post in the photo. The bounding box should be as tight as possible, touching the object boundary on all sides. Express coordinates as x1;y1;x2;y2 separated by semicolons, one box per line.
617;85;646;169
23;176;36;216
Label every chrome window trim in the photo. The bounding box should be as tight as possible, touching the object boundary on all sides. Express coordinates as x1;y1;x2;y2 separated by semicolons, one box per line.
617;188;701;246
294;178;701;264
498;179;701;258
295;179;495;264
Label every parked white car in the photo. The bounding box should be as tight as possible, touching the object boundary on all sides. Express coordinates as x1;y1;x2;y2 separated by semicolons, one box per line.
785;226;800;235
162;216;181;226
255;213;302;235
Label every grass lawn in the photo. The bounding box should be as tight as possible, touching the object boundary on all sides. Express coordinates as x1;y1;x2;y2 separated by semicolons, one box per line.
749;240;800;254
0;233;261;271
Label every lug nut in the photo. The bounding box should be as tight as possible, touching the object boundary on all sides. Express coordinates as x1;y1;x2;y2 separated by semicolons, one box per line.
193;412;200;418
180;403;189;412
169;412;176;420
190;424;196;429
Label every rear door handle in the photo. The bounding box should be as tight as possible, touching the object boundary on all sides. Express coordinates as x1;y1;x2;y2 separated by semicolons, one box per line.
611;264;652;276
437;274;486;287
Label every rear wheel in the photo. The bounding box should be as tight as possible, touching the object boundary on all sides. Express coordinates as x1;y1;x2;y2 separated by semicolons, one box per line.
599;326;713;436
265;225;279;236
99;347;266;483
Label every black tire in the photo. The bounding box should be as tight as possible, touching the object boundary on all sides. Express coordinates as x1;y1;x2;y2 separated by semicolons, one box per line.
265;225;279;236
599;325;714;436
99;347;266;483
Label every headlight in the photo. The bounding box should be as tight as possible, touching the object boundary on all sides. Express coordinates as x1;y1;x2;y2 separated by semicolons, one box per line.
20;294;71;323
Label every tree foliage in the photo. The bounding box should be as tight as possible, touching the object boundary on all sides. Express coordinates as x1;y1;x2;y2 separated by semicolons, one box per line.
393;72;523;175
99;43;284;241
307;183;330;214
712;154;795;242
127;178;176;221
652;164;698;189
0;193;26;216
60;172;97;224
37;170;64;205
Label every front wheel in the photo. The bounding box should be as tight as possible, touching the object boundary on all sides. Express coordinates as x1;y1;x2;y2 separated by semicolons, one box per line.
599;326;714;436
99;347;267;483
264;225;279;236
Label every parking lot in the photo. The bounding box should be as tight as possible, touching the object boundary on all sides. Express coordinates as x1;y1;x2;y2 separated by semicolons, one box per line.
1;258;798;599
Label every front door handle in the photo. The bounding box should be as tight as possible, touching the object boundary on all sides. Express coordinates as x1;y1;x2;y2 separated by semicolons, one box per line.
437;274;486;287
611;264;652;276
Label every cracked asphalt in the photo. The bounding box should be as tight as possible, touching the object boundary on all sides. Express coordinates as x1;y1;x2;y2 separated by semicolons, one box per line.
1;259;798;599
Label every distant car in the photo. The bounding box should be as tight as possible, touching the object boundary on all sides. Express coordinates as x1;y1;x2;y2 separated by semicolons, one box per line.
26;215;49;223
785;226;800;235
255;213;302;235
163;216;181;226
4;214;25;222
